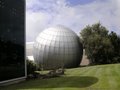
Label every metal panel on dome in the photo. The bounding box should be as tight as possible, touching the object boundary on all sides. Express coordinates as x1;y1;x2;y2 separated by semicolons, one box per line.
33;25;83;70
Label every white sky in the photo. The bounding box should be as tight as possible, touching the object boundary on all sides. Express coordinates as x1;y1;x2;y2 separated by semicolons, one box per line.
26;0;120;42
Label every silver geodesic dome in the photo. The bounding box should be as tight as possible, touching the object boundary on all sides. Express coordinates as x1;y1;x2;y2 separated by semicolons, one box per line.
33;25;83;69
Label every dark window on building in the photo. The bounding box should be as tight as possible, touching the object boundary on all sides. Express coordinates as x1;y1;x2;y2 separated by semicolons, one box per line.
0;0;25;81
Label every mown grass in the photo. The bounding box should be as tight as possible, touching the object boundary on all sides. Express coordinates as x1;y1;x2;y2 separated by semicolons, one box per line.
0;64;120;90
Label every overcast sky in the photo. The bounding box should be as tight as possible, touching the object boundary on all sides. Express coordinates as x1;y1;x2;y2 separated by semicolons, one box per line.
26;0;120;42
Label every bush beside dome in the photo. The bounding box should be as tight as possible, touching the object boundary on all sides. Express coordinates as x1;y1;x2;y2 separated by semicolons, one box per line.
33;25;83;70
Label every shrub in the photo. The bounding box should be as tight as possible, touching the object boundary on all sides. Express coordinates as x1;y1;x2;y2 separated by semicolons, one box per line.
27;59;37;75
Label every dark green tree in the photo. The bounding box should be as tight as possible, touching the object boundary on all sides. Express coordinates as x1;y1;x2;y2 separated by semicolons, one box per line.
80;23;114;65
109;31;120;63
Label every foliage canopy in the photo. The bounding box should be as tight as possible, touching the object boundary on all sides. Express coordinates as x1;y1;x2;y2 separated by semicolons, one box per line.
80;23;120;65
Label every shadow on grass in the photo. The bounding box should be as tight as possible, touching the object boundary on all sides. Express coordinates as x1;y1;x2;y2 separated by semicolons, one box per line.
37;76;98;88
0;76;98;90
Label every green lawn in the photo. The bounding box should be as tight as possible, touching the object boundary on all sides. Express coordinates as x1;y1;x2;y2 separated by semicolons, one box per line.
0;64;120;90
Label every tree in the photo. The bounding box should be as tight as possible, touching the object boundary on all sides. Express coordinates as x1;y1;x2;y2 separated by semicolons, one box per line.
109;31;120;63
80;23;114;65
